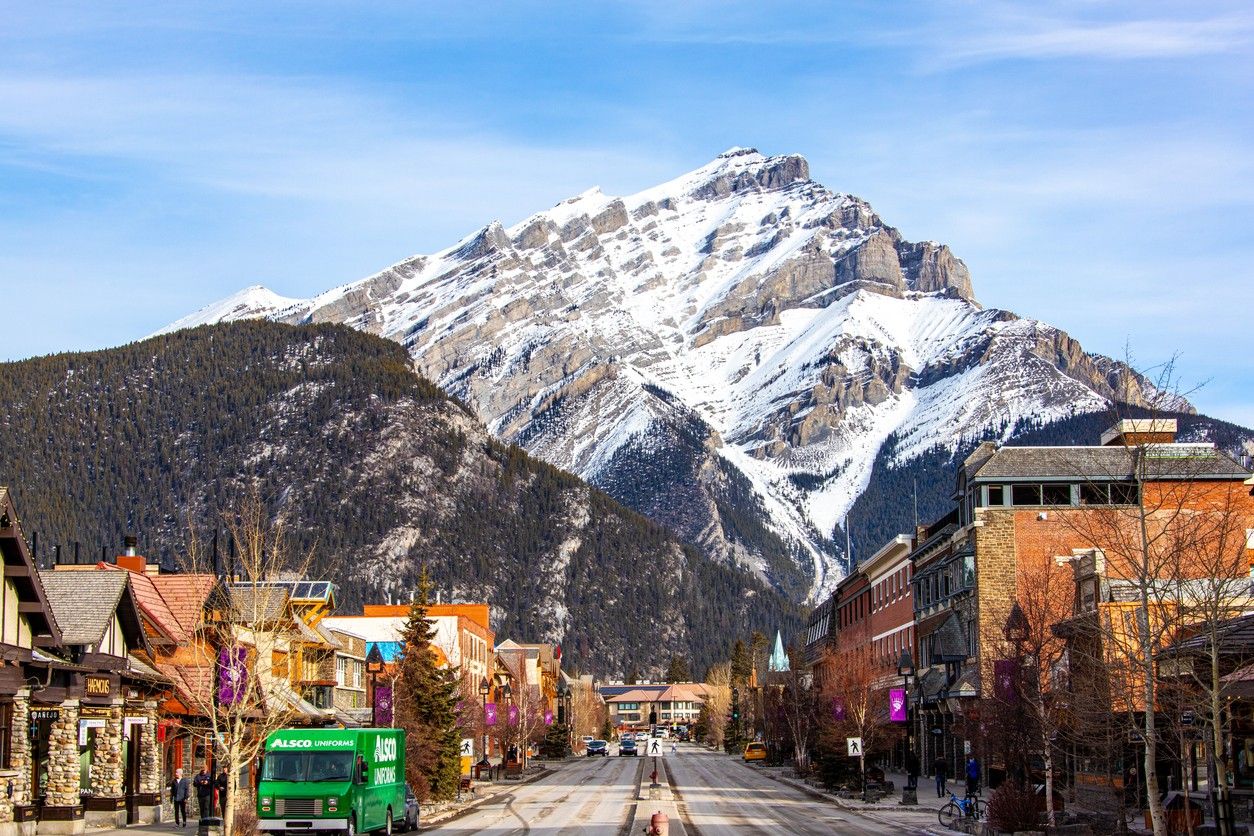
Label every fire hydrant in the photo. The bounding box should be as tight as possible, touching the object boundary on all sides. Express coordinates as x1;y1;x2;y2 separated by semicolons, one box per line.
644;811;669;836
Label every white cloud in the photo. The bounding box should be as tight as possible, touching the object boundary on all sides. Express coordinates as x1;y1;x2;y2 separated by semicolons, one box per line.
934;10;1254;66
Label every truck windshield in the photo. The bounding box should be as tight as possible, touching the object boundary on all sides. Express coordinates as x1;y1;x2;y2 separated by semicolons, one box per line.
262;752;354;782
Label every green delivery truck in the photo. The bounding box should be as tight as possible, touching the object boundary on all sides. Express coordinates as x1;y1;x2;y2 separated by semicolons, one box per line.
257;728;406;836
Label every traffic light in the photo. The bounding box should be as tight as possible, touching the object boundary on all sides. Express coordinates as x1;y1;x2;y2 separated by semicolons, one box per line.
731;706;740;721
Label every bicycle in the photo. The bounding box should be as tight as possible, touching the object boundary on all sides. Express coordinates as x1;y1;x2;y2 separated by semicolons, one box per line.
937;792;986;830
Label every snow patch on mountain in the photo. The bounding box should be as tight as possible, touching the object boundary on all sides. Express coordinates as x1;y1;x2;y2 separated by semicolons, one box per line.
161;148;1163;602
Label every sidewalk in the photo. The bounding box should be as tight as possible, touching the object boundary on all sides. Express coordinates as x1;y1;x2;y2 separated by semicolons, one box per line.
751;765;967;834
87;761;564;836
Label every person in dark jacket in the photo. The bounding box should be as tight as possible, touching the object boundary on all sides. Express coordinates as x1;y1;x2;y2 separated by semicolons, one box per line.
215;769;229;817
934;756;949;797
905;750;920;790
965;756;981;797
168;768;190;827
193;767;214;819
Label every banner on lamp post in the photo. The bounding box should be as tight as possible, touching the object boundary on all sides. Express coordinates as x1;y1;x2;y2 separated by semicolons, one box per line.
508;704;519;726
217;647;247;705
832;698;846;722
889;688;907;722
485;702;498;726
374;684;394;727
544;709;554;726
994;659;1017;703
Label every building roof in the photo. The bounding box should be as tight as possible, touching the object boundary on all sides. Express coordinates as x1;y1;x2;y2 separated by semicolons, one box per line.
0;487;62;644
38;570;136;647
968;444;1251;482
151;574;218;637
229;584;290;623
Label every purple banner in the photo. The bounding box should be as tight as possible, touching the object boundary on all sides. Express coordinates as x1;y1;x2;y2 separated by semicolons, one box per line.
485;702;498;726
508;704;519;726
374;684;394;726
832;698;845;722
889;688;907;722
217;647;247;705
994;659;1017;703
544;709;554;726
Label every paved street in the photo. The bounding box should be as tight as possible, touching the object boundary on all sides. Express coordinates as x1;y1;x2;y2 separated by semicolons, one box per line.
427;744;911;835
665;745;908;836
432;754;643;834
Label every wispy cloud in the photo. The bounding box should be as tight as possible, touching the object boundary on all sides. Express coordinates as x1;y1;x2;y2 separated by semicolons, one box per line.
936;11;1254;66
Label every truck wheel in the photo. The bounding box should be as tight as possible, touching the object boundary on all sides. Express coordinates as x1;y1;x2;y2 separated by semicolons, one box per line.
384;809;393;836
346;813;356;836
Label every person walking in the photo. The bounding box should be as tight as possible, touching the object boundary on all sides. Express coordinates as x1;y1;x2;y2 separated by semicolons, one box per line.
934;756;949;797
905;750;920;790
965;755;981;798
193;767;214;820
168;768;190;828
215;768;229;817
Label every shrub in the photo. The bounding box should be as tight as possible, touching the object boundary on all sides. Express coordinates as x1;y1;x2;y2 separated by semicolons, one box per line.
987;781;1043;833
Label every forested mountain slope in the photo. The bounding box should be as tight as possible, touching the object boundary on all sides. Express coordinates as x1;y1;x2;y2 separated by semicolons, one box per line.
0;321;797;675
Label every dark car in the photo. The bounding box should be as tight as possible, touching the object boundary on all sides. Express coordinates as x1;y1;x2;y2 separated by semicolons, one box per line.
401;782;420;831
587;739;609;757
619;738;637;757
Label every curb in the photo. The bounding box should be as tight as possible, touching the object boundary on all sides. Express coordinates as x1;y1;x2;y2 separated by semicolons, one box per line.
417;764;556;829
749;763;937;836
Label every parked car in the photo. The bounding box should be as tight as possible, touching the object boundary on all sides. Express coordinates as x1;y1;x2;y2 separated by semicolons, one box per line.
635;732;649;742
619;738;638;757
743;742;767;762
401;783;420;832
581;735;595;748
587;740;609;757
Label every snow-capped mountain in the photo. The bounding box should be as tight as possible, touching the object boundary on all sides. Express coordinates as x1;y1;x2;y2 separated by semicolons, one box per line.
162;148;1172;601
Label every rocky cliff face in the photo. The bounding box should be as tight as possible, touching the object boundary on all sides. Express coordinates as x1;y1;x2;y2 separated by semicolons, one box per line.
162;147;1177;601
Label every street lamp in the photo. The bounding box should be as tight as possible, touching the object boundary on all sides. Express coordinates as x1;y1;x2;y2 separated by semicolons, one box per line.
556;679;570;757
366;644;385;728
478;677;491;768
501;683;514;764
897;649;916;802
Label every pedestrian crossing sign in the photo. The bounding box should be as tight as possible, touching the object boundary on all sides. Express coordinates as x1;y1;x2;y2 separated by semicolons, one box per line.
460;738;474;757
646;737;665;756
847;737;862;756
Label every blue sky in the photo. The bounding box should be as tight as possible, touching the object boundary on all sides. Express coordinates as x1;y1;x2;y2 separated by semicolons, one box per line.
2;1;1251;426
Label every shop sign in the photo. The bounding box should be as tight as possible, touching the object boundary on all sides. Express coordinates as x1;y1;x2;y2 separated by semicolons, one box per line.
85;675;112;697
79;718;106;746
30;709;61;722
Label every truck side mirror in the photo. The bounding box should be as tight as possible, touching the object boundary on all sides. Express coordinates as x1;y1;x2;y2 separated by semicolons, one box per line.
357;758;368;783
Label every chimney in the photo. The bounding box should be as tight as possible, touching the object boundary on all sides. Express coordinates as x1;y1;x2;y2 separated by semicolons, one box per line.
1101;418;1177;447
116;535;148;574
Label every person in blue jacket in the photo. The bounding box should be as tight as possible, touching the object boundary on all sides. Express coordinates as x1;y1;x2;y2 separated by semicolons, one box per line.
965;756;981;797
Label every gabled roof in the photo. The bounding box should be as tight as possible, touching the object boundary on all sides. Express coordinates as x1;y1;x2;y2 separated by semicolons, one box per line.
39;569;147;652
151;574;218;637
0;487;62;644
229;584;290;623
968;444;1251;482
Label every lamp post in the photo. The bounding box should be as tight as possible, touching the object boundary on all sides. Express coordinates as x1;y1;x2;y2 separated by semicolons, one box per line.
478;677;491;768
366;644;385;728
556;679;570;757
1003;603;1030;784
502;683;514;767
897;649;916;804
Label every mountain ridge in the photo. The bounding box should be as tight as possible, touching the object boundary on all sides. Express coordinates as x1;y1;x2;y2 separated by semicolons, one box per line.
160;148;1185;601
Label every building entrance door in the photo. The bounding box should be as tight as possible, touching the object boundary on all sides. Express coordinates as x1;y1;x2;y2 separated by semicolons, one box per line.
125;728;142;824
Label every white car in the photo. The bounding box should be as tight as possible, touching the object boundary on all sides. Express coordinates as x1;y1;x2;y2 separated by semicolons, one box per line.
635;732;648;742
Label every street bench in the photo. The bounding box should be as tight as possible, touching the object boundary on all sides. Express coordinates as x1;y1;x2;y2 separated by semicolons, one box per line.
458;776;475;798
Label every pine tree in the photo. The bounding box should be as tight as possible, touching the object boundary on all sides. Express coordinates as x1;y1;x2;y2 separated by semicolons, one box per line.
393;567;462;801
730;639;752;685
665;655;691;683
